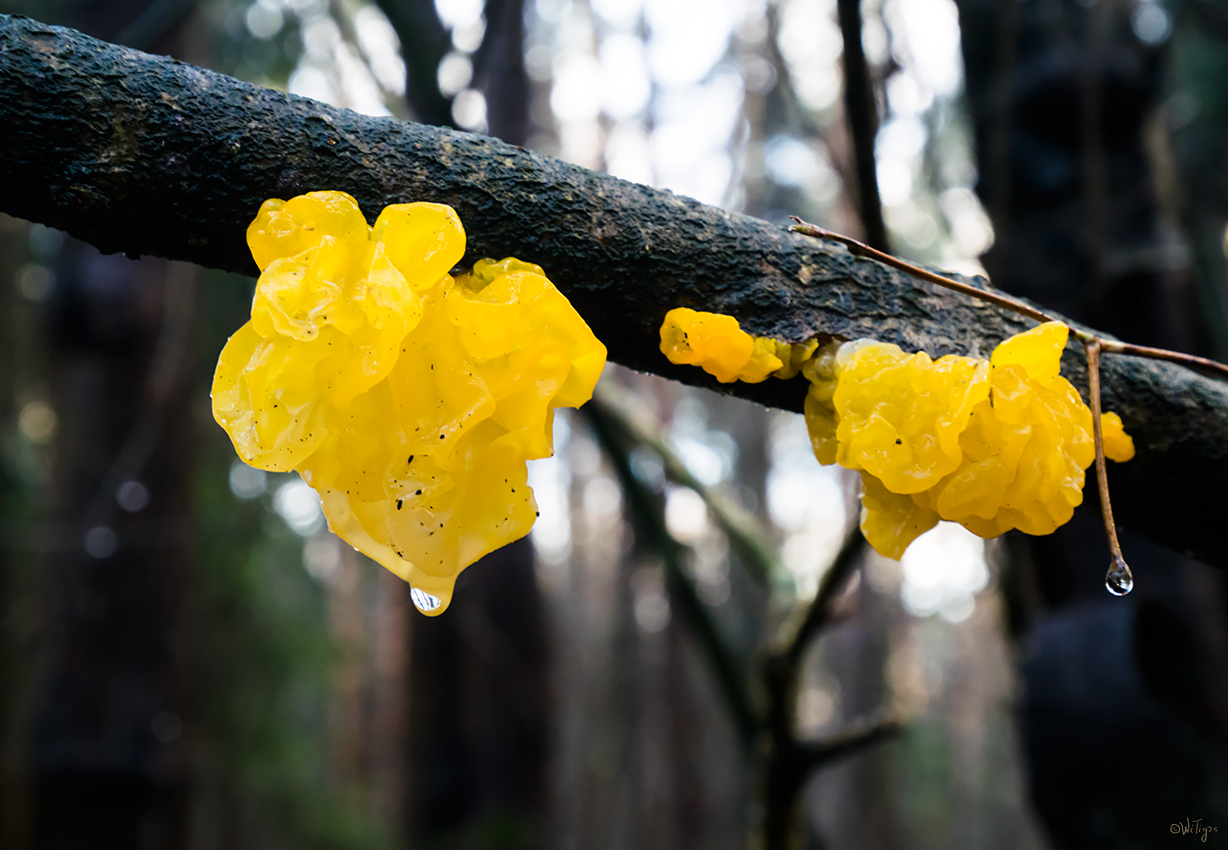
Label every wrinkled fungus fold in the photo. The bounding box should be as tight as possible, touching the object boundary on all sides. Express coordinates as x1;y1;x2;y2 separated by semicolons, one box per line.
214;191;606;614
659;309;1134;561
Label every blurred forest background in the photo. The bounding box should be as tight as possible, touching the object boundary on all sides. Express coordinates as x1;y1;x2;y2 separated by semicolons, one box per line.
2;0;1228;847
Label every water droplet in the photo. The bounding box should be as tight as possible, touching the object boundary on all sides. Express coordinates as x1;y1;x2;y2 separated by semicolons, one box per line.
411;587;442;613
1105;556;1134;596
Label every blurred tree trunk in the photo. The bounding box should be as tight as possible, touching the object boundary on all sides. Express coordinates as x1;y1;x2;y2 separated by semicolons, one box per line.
0;4;201;848
373;0;455;127
405;542;550;848
1168;1;1228;360
956;1;1228;846
958;0;1190;349
27;251;196;850
472;0;531;147
393;2;552;846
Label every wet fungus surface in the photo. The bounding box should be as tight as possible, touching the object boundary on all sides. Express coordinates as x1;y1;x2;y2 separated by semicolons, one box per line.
660;309;1133;560
214;191;606;614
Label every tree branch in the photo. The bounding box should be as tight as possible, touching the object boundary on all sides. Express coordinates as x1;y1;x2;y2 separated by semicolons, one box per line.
782;531;865;667
2;15;1227;568
796;712;903;768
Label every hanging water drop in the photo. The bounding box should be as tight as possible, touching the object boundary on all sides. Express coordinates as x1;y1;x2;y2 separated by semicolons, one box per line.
410;587;442;612
1105;556;1134;596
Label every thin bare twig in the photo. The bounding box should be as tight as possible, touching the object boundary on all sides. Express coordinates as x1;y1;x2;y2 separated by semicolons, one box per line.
789;217;1228;381
1099;339;1228;379
1085;339;1133;592
790;217;1062;327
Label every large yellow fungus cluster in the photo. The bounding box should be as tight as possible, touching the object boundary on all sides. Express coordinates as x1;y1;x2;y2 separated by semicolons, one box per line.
214;191;606;614
658;308;1134;560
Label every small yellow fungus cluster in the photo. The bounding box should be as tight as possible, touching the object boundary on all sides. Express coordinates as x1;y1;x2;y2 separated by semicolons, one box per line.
1099;411;1135;463
214;191;606;614
660;307;817;383
658;309;1135;560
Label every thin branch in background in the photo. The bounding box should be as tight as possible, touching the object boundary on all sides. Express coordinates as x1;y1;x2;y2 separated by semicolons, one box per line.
590;385;900;848
795;711;904;770
592;383;782;589
762;527;864;755
582;401;761;752
589;384;899;847
782;529;866;666
763;710;904;850
761;526;900;850
836;0;890;251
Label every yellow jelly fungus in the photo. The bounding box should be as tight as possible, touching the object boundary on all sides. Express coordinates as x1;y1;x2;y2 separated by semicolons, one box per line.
659;307;783;383
1100;411;1135;462
773;338;819;380
215;191;607;615
657;310;1135;561
803;322;1134;558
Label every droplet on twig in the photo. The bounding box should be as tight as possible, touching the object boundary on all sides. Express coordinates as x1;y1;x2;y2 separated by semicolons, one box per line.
1105;556;1134;596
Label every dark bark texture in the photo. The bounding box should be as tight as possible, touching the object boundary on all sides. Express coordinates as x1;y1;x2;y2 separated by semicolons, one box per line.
1;14;1227;568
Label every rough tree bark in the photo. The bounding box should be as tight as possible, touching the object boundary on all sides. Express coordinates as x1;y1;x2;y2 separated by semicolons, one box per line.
1;15;1226;569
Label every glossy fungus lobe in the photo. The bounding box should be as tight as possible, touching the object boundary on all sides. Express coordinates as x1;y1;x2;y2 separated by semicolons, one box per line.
214;191;607;614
